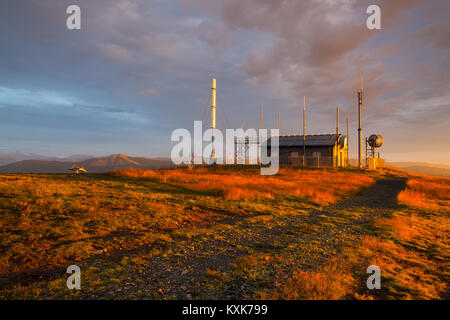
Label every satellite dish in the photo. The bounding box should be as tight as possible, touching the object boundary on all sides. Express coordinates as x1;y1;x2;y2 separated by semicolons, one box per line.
368;134;383;148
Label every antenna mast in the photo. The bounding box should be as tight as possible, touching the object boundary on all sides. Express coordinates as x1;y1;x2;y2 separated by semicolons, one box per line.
347;117;349;167
278;112;280;133
303;96;306;166
336;106;339;135
211;78;216;162
336;106;340;167
261;105;263;129
358;77;363;169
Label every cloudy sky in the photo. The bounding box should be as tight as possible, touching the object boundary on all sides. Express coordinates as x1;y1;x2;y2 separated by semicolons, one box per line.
0;0;449;164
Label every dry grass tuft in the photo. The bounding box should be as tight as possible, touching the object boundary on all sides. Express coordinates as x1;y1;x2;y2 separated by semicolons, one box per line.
111;168;158;178
373;215;421;242
224;187;274;200
269;256;355;300
397;177;450;210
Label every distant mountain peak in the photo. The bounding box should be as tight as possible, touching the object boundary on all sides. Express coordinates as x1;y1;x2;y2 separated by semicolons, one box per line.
112;153;130;159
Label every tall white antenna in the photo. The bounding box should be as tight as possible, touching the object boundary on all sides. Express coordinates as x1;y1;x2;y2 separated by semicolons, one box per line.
211;78;216;162
303;96;306;166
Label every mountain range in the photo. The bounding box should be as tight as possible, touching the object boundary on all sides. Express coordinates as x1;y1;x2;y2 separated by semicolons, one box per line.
348;159;450;177
387;162;450;178
1;154;449;177
0;152;94;166
0;154;174;173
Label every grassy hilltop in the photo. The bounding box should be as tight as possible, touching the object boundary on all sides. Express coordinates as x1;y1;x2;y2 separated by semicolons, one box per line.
0;166;448;299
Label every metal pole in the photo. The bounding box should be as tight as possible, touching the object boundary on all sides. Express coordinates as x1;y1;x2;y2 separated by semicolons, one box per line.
303;96;306;167
346;118;349;167
278;112;280;133
358;90;363;169
261;105;263;129
211;78;216;162
259;105;263;165
336;106;339;167
365;137;368;168
336;106;339;136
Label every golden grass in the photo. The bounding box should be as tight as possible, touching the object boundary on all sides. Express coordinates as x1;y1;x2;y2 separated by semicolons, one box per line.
0;174;220;274
356;233;448;299
397;177;450;210
1;167;448;300
224;187;274;200
263;173;449;300
112;167;375;205
0;167;374;277
268;256;355;300
267;208;449;300
373;214;421;242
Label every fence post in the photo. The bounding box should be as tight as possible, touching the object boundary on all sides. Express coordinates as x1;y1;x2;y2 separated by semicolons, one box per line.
317;156;320;168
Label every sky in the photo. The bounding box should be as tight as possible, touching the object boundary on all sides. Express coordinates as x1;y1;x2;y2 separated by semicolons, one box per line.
0;0;449;164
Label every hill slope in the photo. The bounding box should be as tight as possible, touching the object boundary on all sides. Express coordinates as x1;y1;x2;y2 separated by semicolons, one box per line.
0;167;447;300
0;152;93;166
388;161;450;177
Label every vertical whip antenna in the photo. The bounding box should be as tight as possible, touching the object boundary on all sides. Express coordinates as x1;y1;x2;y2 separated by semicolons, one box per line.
261;105;263;129
211;78;216;161
358;78;363;169
303;96;306;166
347;117;349;167
336;106;340;167
303;96;306;138
336;106;339;135
277;112;280;134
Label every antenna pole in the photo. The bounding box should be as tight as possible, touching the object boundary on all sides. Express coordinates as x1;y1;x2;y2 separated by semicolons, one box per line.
358;80;363;169
365;137;368;168
336;106;339;135
336;106;340;167
211;78;216;162
346;117;349;167
303;96;306;167
261;105;263;129
278;112;280;133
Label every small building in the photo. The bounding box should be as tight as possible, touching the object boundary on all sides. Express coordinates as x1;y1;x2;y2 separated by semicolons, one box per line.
268;133;348;167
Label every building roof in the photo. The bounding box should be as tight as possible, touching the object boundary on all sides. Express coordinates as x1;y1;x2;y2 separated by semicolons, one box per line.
268;133;344;147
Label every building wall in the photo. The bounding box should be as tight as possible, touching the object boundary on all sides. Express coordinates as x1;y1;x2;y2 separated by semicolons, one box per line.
278;145;348;167
279;146;333;166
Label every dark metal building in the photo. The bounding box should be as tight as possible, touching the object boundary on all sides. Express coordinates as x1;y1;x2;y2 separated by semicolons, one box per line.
268;133;348;167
